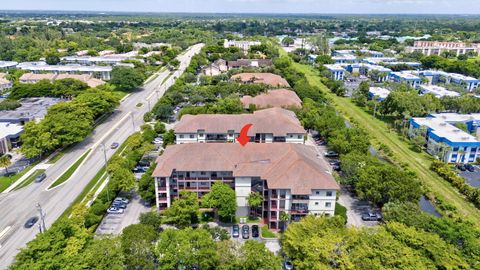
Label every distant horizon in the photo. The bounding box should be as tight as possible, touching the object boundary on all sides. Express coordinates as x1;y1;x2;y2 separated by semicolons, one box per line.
1;0;480;15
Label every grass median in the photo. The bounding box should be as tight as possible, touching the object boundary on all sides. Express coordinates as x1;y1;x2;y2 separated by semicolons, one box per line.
48;149;91;189
0;163;38;192
13;169;46;191
284;53;480;224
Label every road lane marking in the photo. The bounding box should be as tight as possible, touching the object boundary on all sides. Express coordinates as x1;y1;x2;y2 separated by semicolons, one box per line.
0;226;11;241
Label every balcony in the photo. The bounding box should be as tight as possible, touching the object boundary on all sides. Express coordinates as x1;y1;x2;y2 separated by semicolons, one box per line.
291;199;309;204
158;187;167;192
176;186;211;192
158;197;168;203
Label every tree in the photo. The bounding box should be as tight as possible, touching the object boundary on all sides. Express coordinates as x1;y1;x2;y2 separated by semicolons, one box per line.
328;127;370;155
353;81;370;106
138;166;156;205
110;67;145;91
45;49;60;65
202;182;237;221
82;237;124;270
163;191;199;228
154;121;166;135
282;37;295;47
121;224;157;270
0;155;11;174
156;228;219;270
139;212;163;232
162;129;175;148
246;192;262;218
239;240;281;270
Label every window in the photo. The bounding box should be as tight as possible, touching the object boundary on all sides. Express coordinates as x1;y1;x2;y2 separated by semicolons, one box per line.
325;202;332;208
200;171;206;175
189;134;194;139
199;133;204;137
326;191;333;197
298;135;302;139
315;191;320;195
453;147;459;152
315;202;319;206
179;134;184;139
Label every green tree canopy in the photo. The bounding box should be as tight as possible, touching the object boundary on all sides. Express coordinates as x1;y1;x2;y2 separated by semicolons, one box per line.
202;182;237;221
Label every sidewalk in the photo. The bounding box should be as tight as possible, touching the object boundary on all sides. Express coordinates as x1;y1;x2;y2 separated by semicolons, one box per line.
2;163;52;193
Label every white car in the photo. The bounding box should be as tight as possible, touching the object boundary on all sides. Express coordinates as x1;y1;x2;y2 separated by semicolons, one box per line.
153;138;163;144
114;197;129;204
107;207;124;214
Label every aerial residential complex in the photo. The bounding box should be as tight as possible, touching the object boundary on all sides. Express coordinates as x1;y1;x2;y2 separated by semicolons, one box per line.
231;72;291;87
174;108;306;144
410;113;480;163
240;89;302;109
19;73;105;88
152;143;340;229
406;41;480;56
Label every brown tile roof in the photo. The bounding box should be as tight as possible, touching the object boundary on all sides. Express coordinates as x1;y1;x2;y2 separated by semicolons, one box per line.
175;107;306;136
56;74;105;88
153;143;339;194
230;73;290;88
19;73;57;81
241;89;302;109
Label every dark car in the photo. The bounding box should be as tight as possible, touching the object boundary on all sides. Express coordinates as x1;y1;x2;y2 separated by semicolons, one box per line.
251;225;259;238
34;173;47;183
465;164;475;172
457;164;467;171
361;212;382;221
110;142;120;149
24;216;39;228
232;225;240;238
284;258;294;270
242;225;250;239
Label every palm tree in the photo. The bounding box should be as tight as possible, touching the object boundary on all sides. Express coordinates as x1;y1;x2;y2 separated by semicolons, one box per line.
280;211;290;232
0;155;12;174
246;192;263;219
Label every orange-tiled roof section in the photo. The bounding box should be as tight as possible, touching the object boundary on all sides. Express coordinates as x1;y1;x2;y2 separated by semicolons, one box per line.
153;143;339;194
174;107;306;136
241;89;302;109
231;72;290;88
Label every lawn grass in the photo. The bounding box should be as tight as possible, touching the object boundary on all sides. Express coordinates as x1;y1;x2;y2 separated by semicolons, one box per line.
261;226;277;238
0;163;37;192
59;167;107;220
282;49;480;224
13;169;46;191
48;149;91;189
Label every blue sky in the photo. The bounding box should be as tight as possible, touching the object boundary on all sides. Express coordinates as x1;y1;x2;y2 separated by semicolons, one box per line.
2;0;480;14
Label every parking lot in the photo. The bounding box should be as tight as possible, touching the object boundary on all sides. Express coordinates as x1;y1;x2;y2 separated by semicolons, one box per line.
95;192;151;235
458;165;480;188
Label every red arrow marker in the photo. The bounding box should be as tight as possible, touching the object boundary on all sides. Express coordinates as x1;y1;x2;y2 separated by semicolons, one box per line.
236;123;253;146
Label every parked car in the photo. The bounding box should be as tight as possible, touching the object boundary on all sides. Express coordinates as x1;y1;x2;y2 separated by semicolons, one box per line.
361;212;382;221
133;166;149;173
110;142;120;149
251;225;259;238
34;173;47;183
465;164;475;172
153;137;164;144
457;164;467;171
232;225;240;238
112;202;127;209
24;216;39;228
324;151;339;158
242;225;250;239
284;258;294;270
107;207;124;214
114;197;129;204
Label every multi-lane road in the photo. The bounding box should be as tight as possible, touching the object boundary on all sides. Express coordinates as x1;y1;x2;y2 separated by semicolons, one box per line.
0;43;204;268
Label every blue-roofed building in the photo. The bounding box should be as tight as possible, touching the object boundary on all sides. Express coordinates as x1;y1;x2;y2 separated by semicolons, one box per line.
308;54;318;62
416;70;479;91
332;54;357;64
390;71;421;88
324;64;346;81
346;63;391;82
368;87;390;101
410;117;480;163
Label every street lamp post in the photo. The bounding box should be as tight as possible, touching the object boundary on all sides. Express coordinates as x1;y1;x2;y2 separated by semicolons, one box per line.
36;203;46;233
99;143;110;202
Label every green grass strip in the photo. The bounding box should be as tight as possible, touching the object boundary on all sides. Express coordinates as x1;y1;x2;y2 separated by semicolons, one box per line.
280;49;480;225
13;169;46;191
59;167;106;220
49;149;91;189
261;226;277;238
46;151;66;164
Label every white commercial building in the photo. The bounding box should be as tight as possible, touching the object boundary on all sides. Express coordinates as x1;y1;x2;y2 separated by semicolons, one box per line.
224;39;261;52
417;85;460;98
0;123;23;154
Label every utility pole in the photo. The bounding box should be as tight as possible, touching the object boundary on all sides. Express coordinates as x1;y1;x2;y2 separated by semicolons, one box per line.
36;203;46;233
100;143;110;201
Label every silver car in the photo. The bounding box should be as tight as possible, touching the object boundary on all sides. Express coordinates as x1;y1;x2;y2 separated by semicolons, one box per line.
107;207;124;214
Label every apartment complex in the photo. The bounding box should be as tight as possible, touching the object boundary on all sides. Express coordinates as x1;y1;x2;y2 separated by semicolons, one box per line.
174;108;306;144
152;143;340;229
240;89;302;109
224;39;261;52
410;114;480;163
19;73;105;88
406;41;480;56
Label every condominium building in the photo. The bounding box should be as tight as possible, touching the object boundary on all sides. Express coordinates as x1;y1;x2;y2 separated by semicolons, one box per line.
19;73;105;88
368;87;391;101
152;143;340;229
240;89;302;109
224;39;261;52
405;41;480;56
324;64;346;81
345;63;392;82
17;62;115;80
417;85;460;98
390;71;421;87
227;59;273;70
416;70;479;91
174;108;306;144
410;116;480;163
